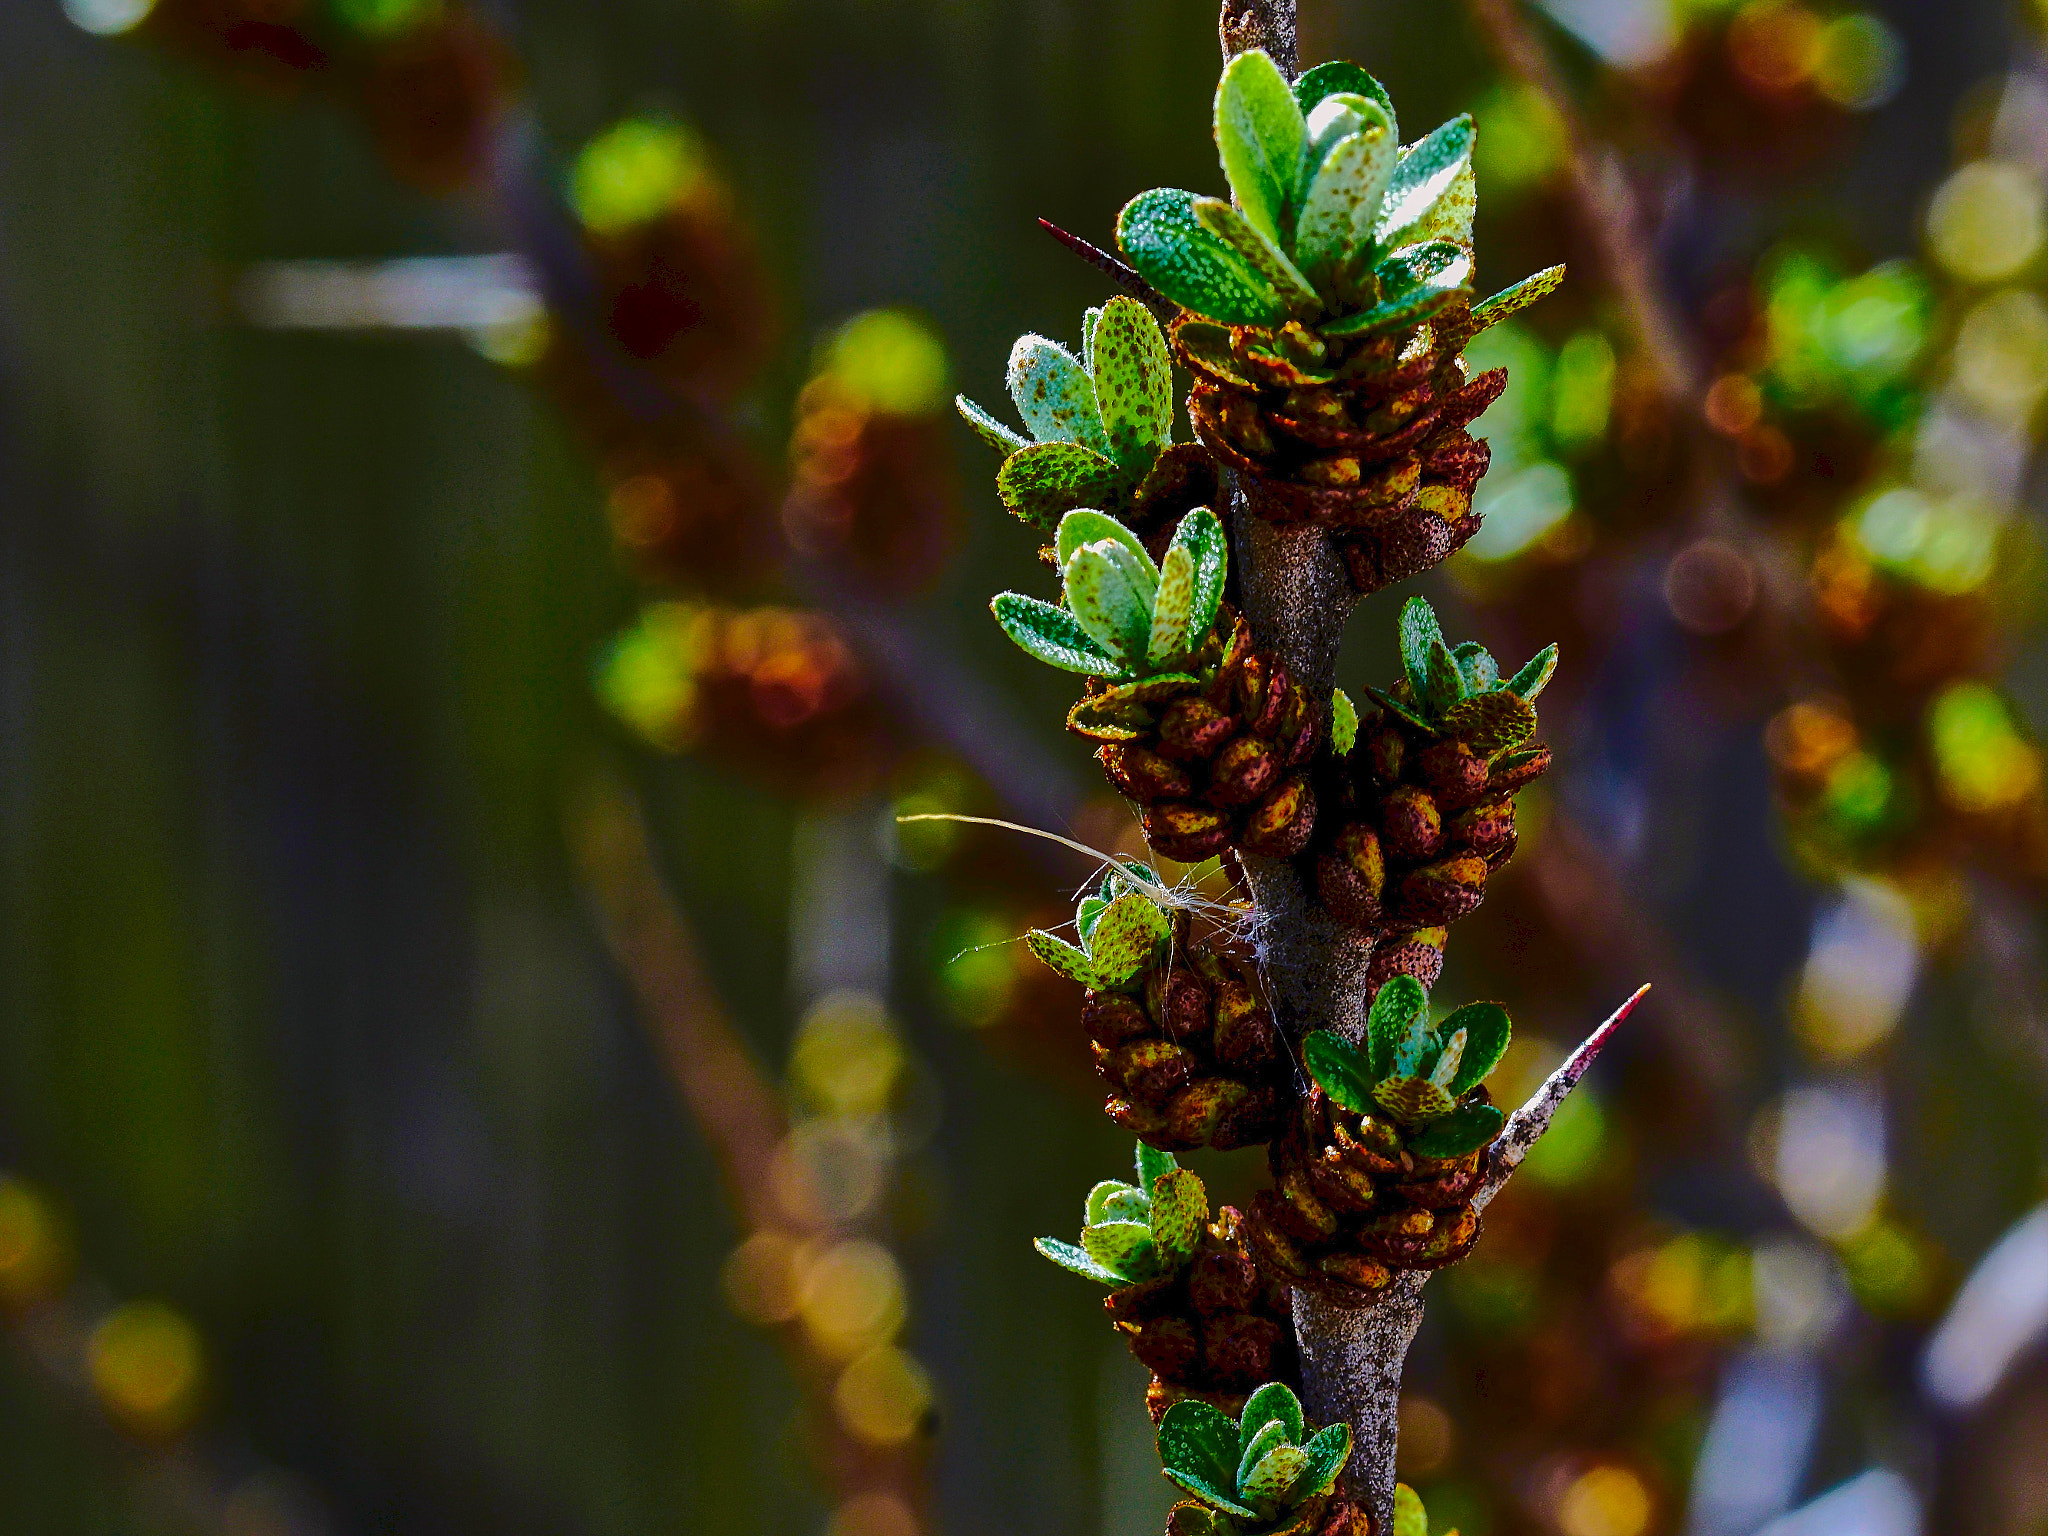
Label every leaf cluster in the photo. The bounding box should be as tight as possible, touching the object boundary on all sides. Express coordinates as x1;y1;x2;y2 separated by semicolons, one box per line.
1158;1383;1351;1536
1025;864;1172;991
1361;596;1554;762
1301;976;1511;1157
1036;1142;1209;1287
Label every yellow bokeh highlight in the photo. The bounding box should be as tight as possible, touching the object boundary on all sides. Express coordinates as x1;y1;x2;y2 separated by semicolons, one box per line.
0;1177;70;1309
1811;14;1905;110
1558;1465;1653;1536
1929;682;2040;814
571;119;710;235
1395;1395;1455;1478
1837;1217;1934;1317
722;1230;804;1325
89;1301;205;1438
792;990;905;1119
1611;1232;1753;1336
1927;161;2045;284
835;1344;936;1446
819;311;950;417
1952;288;2048;427
797;1239;906;1359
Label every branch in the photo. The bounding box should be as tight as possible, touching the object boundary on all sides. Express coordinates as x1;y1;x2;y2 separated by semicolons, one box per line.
1037;219;1180;328
1219;0;1298;76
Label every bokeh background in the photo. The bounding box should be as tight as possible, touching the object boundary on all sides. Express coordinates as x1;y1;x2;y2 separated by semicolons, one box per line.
4;0;2048;1533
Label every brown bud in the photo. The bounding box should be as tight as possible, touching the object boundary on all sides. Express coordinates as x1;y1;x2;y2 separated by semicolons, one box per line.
1105;1096;1182;1144
1148;961;1211;1046
1415;738;1487;809
1300;455;1362;487
1206;734;1279;808
1315;1499;1378;1536
1414;1205;1481;1267
1186;1247;1261;1316
1123;1315;1200;1381
1201;1313;1284;1389
1305;1146;1381;1213
1235;650;1270;725
1212;980;1282;1077
1162;1078;1256;1149
1245;1195;1315;1284
1488;744;1552;796
1448;797;1516;860
1157;696;1236;761
1272;1166;1341;1243
1397;854;1488;924
1143;802;1233;862
1247;657;1294;739
1366;929;1447;996
1364;722;1406;784
1080;989;1151;1048
1239;775;1316;857
1104;1038;1197;1106
1315;1251;1395;1300
1315;822;1385;930
1397;1150;1487;1210
1378;784;1443;862
1102;744;1193;803
1218;393;1276;458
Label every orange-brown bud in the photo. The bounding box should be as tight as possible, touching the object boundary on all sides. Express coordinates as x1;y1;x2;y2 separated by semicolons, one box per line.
1316;822;1385;931
1239;774;1316;857
1207;735;1280;807
1378;784;1444;861
1143;803;1233;862
1397;854;1488;924
1157;696;1236;761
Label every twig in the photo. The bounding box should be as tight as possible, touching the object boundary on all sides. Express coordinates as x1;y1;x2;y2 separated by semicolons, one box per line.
1219;0;1298;77
1036;219;1181;328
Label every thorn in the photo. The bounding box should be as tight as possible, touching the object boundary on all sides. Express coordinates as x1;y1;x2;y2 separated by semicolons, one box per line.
1036;218;1181;327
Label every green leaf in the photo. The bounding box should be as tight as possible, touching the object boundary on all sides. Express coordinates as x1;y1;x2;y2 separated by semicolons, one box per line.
1505;643;1559;702
1244;1445;1312;1509
1034;1236;1125;1285
1167;1504;1224;1536
1393;1482;1429;1536
1296;1423;1352;1499
1303;1030;1380;1116
1082;305;1103;374
1148;542;1197;668
1391;1004;1436;1078
1398;597;1444;706
1192;198;1322;318
1087;1179;1143;1226
1159;1401;1248;1510
1413;155;1476;248
1372;1075;1459;1124
1025;930;1102;987
1236;1419;1291;1492
992;593;1125;677
1425;638;1466;714
1293;122;1398;292
1237;1382;1306;1452
997;442;1130;528
1091;296;1175;473
1365;685;1437;736
1368;975;1429;1080
1148;1168;1209;1262
1454;641;1499;694
1087;891;1171;983
1137;1140;1180;1192
1323;240;1473;336
956;394;1029;454
1057;508;1157;577
1331;688;1359;755
1171;508;1229;644
1214;48;1308;246
1440;690;1538;755
1076;892;1111;942
1065;545;1157;665
1082;1219;1159;1277
1440;1002;1512;1097
1119;187;1292;327
1007;335;1111;455
1408;1101;1506;1158
1470;263;1566;334
1293;61;1397;141
1371;116;1475;252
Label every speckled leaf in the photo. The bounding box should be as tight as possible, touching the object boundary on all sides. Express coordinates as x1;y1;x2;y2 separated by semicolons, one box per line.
1238;1382;1306;1452
1391;1005;1436;1079
1425;638;1466;714
1505;643;1559;702
1087;1179;1143;1226
1137;1140;1180;1192
1441;1002;1512;1097
1304;1030;1379;1116
1371;116;1475;252
1159;1401;1250;1514
1119;188;1292;327
1064;546;1155;665
1087;891;1170;983
1174;319;1258;389
1494;745;1548;780
1057;508;1155;576
1246;1445;1312;1510
1393;1483;1429;1536
1148;542;1197;668
1398;596;1444;703
1034;1236;1125;1285
1215;47;1308;245
1470;263;1566;334
1082;1219;1159;1278
1192;198;1322;318
1454;641;1499;694
1006;335;1110;455
1148;1168;1208;1261
1368;974;1430;1080
1025;930;1101;987
1077;890;1110;942
1372;1075;1458;1125
1325;240;1473;338
1236;1420;1290;1493
1093;672;1205;707
1170;508;1229;645
1409;1101;1506;1159
1091;296;1174;473
1293;61;1397;141
1066;694;1152;742
996;442;1128;528
1441;690;1538;754
1331;688;1359;755
1297;1423;1352;1499
1427;1028;1468;1089
1167;1504;1223;1536
991;593;1124;677
956;393;1029;454
1293;122;1398;291
1365;685;1437;737
1414;155;1476;249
